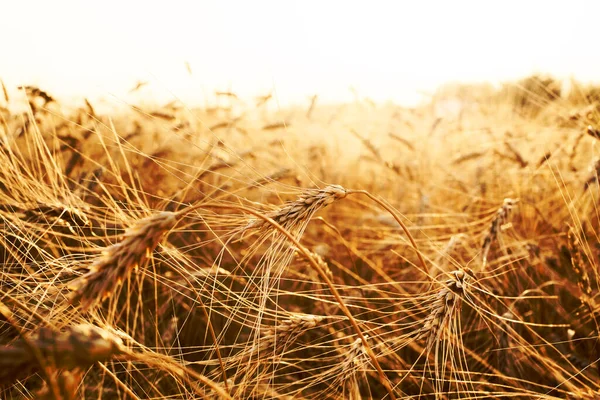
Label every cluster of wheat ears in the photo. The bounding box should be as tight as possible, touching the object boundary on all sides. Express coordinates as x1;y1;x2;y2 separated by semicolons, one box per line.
1;76;600;399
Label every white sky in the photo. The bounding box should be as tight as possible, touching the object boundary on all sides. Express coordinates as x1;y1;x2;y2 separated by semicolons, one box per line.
1;0;599;107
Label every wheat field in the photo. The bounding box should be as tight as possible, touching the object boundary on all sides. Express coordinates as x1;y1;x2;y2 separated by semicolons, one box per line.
1;76;600;399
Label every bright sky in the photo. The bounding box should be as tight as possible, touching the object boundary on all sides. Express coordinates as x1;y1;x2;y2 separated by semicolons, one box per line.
1;1;599;107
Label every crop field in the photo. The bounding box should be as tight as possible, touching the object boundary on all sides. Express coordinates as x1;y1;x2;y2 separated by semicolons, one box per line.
0;76;600;399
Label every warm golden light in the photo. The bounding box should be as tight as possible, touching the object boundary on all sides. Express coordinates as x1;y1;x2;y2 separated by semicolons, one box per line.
2;0;599;106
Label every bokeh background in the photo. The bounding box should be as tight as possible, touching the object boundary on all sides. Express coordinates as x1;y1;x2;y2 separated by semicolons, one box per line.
2;0;598;108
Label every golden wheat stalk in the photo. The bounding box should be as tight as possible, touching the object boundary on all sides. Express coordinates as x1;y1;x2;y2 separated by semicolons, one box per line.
69;211;178;310
481;198;518;266
0;324;124;385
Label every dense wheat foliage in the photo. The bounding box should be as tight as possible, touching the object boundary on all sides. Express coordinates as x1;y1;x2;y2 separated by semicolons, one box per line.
2;76;600;399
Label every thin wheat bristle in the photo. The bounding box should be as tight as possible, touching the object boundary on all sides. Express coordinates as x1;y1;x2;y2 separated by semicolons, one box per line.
245;184;347;232
481;198;518;266
0;79;9;103
432;233;467;276
69;211;178;310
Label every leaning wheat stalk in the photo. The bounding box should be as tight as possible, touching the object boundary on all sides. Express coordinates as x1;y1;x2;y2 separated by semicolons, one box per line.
481;198;518;266
0;324;125;385
69;211;178;310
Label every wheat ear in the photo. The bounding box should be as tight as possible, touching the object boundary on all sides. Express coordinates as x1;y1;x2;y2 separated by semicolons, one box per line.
497;311;515;377
0;324;124;385
482;198;518;266
567;225;592;298
244;184;347;232
417;269;472;352
69;211;178;310
23;202;91;230
340;335;370;400
258;313;324;353
234;314;324;392
293;246;334;281
234;314;324;384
